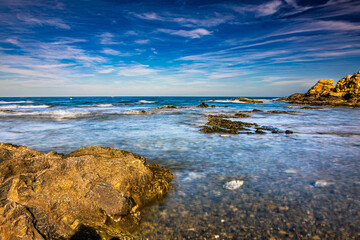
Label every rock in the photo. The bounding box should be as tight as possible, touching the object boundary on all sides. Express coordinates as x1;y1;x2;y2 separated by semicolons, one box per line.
197;102;209;108
232;97;263;104
0;143;172;239
278;71;360;107
125;110;149;114
207;113;251;119
307;79;335;97
255;129;266;134
286;106;321;110
199;116;290;135
223;180;244;190
153;105;186;110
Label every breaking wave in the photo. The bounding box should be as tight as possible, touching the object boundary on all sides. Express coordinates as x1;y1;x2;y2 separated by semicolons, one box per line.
138;100;156;104
0;104;50;109
0;101;34;104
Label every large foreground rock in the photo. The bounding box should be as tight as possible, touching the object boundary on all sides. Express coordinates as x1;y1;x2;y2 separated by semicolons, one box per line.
0;143;172;239
278;71;360;107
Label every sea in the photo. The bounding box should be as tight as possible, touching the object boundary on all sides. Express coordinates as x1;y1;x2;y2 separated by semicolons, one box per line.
0;96;359;239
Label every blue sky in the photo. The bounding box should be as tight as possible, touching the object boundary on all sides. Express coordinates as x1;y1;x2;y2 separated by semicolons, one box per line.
0;0;359;96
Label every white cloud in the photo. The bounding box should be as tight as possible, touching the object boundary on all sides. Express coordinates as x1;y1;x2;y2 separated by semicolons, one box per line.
16;14;70;29
159;28;211;39
118;64;158;76
3;38;21;46
132;12;233;27
229;0;283;17
98;32;123;45
0;65;63;79
126;30;138;35
133;12;164;21
98;68;115;74
256;0;283;16
135;39;150;44
209;73;240;79
102;48;121;55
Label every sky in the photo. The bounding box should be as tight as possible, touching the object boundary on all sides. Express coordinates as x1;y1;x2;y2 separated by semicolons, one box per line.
0;0;359;97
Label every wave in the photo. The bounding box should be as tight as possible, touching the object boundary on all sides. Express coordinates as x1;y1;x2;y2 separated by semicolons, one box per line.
0;104;50;109
0;101;34;104
206;99;246;103
138;100;156;104
0;109;92;119
94;104;114;107
206;99;271;104
46;110;93;119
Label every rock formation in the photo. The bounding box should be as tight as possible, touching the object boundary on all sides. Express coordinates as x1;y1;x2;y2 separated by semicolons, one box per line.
231;97;263;104
278;71;360;107
196;102;210;108
0;143;172;239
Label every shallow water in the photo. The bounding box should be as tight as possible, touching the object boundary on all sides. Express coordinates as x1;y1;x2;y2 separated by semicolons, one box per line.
0;97;359;239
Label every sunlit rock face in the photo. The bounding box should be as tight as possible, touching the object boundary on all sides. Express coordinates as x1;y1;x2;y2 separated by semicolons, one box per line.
278;71;360;107
0;143;172;239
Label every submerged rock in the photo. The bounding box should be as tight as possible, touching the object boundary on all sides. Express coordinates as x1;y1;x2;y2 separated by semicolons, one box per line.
278;71;360;107
207;113;251;119
153;105;186;110
0;143;172;239
231;97;263;104
286;106;322;110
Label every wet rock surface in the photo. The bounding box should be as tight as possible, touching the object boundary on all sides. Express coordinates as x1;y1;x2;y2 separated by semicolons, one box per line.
153;105;187;110
0;143;172;239
199;114;293;135
231;97;263;104
278;71;360;107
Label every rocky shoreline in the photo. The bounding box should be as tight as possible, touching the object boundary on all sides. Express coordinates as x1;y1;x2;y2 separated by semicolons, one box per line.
278;71;360;107
0;143;172;240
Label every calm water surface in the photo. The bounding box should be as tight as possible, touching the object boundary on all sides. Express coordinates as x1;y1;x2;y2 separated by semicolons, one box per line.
0;97;359;239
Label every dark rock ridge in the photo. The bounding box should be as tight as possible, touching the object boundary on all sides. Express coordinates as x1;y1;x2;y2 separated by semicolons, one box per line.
197;102;217;108
199;114;293;135
231;97;263;104
153;105;187;110
278;71;360;107
0;143;172;239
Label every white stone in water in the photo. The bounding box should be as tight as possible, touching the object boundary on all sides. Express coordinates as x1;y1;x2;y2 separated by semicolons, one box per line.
315;180;330;187
223;180;244;190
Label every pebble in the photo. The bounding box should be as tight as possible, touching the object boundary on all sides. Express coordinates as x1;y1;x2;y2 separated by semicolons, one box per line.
223;180;244;190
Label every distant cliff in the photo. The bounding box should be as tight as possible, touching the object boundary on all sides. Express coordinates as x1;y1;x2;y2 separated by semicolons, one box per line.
278;71;360;107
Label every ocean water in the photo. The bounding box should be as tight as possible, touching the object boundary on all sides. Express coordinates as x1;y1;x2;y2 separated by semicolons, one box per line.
0;96;359;239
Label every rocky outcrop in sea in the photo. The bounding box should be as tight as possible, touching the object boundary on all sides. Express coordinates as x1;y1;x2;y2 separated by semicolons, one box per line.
0;143;172;239
278;71;360;107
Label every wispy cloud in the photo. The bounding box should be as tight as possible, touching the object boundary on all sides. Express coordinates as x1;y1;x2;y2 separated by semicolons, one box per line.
98;68;115;74
132;12;233;27
16;14;70;29
102;48;121;55
135;39;150;44
118;64;158;76
228;0;283;17
98;33;123;45
158;28;211;38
